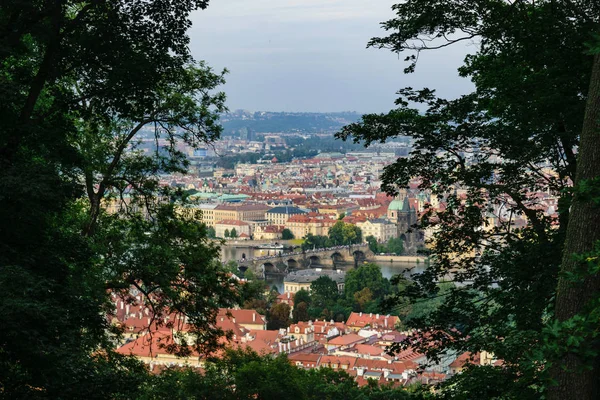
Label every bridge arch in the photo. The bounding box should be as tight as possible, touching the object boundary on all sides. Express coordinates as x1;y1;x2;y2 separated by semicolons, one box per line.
353;250;366;264
330;252;345;263
262;262;276;273
308;255;321;266
287;259;299;269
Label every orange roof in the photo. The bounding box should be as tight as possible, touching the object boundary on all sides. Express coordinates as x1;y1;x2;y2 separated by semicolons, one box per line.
353;344;384;356
117;329;200;358
318;355;357;369
346;312;399;330
327;333;364;346
218;308;266;326
449;351;480;368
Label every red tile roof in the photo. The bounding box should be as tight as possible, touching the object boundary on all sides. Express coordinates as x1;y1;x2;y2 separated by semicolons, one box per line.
346;312;399;330
327;333;364;346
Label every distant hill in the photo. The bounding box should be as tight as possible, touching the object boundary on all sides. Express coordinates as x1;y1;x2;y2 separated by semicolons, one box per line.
220;110;362;135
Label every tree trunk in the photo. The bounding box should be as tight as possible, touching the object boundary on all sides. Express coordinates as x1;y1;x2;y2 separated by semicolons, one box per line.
548;53;600;399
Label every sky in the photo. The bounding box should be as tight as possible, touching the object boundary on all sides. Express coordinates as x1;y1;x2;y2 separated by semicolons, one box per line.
189;1;474;113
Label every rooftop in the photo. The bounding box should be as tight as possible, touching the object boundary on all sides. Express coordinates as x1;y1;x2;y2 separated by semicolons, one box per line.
267;206;308;215
284;269;346;284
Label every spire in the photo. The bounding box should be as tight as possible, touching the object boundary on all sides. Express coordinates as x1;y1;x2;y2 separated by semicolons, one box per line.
401;196;410;212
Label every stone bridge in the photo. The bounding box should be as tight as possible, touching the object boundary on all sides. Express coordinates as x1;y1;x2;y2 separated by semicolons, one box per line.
238;244;373;276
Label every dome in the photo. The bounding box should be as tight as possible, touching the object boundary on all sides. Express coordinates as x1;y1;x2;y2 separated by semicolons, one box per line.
388;199;404;211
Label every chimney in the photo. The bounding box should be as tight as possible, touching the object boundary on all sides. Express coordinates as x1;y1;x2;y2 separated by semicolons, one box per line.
376;314;379;319
253;313;256;322
125;304;130;315
120;301;124;310
359;312;362;317
384;318;388;328
370;313;373;317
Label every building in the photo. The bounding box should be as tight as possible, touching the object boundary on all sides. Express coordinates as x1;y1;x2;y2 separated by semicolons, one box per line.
215;220;251;238
283;269;346;293
217;308;266;331
325;333;365;351
346;312;399;332
254;225;285;240
195;203;270;227
388;196;424;254
285;213;337;239
356;218;397;243
194;203;218;227
287;322;315;344
275;292;295;309
266;206;307;225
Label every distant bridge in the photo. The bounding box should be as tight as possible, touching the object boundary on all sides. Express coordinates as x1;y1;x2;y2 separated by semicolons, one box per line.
238;244;373;276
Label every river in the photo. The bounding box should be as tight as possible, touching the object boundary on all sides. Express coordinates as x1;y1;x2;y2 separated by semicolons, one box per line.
220;244;427;293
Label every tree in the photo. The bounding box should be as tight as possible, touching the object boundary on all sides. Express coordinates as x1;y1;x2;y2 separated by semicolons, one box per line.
267;303;291;330
224;260;242;279
207;226;216;238
386;237;404;255
331;301;353;322
243;299;268;316
0;0;237;397
353;287;374;312
548;51;600;400
294;289;312;306
337;0;600;397
328;221;345;245
328;221;363;246
344;263;391;305
301;233;331;251
239;269;266;306
224;229;230;238
310;276;339;310
233;353;306;400
230;228;238;238
293;302;310;323
366;235;381;254
141;348;416;399
282;228;295;240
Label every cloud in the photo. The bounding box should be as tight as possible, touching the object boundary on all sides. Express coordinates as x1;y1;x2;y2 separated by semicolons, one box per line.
189;1;473;112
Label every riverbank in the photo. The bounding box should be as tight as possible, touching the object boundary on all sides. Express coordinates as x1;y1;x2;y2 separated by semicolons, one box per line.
217;239;298;248
372;255;429;263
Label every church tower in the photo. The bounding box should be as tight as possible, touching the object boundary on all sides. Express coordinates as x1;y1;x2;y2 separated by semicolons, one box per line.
396;196;423;255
